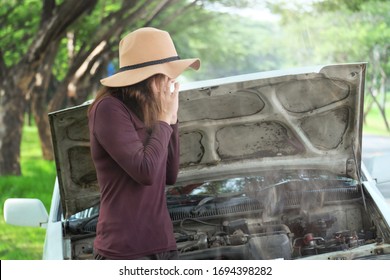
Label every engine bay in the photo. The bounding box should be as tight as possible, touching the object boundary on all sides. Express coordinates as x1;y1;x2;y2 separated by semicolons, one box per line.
173;204;374;260
66;174;389;260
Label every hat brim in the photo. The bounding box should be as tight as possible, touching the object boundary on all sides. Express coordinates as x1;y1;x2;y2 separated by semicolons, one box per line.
100;58;200;87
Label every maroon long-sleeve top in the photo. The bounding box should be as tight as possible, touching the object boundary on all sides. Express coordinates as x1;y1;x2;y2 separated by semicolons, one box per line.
88;95;179;259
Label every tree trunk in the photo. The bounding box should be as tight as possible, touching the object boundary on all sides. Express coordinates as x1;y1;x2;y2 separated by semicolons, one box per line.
0;80;25;175
30;41;60;161
363;98;374;125
368;47;390;132
32;94;54;160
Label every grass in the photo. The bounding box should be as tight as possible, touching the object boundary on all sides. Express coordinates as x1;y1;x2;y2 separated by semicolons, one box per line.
363;105;390;136
0;106;388;260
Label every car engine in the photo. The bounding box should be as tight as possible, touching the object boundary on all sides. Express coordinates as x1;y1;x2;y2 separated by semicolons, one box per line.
67;176;383;260
173;211;374;260
168;177;378;260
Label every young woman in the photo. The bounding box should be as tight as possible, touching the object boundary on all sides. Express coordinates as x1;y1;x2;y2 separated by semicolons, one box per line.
88;27;200;259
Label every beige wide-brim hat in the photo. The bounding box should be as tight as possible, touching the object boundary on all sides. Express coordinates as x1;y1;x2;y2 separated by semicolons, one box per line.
100;27;200;87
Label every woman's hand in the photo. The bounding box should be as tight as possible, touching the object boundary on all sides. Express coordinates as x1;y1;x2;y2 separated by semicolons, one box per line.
169;81;179;124
156;78;180;125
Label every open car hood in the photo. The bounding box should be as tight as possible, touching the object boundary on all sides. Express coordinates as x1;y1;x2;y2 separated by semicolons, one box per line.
49;63;365;218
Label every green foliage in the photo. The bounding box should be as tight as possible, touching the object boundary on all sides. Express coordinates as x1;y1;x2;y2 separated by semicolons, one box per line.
51;0;122;81
312;0;389;12
0;0;42;66
271;1;389;64
51;37;69;81
165;10;285;81
2;0;389;83
268;0;390;114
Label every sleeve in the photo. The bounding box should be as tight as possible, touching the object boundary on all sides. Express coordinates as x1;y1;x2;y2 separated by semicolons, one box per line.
92;98;173;186
166;122;180;185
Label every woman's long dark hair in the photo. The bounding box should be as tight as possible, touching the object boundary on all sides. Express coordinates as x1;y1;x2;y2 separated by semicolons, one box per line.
88;74;165;129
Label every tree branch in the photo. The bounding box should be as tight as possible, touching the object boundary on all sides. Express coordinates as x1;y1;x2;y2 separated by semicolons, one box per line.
143;0;173;26
70;0;155;70
159;0;199;28
23;0;98;66
101;0;138;24
40;0;56;27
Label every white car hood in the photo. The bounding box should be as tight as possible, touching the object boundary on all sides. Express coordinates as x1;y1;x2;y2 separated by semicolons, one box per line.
49;63;366;218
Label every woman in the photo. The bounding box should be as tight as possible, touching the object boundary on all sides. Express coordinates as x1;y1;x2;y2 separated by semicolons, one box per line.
88;27;200;260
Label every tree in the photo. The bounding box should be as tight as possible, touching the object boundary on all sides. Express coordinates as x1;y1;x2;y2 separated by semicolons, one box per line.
12;0;386;177
267;0;390;131
0;0;99;175
1;0;267;176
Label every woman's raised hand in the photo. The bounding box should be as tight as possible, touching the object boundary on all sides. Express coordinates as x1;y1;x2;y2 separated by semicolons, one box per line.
157;78;180;125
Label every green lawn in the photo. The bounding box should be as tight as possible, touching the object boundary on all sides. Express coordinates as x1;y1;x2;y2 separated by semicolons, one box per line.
363;105;390;136
0;106;388;260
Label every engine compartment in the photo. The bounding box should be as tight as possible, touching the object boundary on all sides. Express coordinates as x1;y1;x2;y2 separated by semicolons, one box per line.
173;202;373;260
66;175;389;260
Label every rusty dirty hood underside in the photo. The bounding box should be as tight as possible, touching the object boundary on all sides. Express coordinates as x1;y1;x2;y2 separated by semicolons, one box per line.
49;63;366;218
